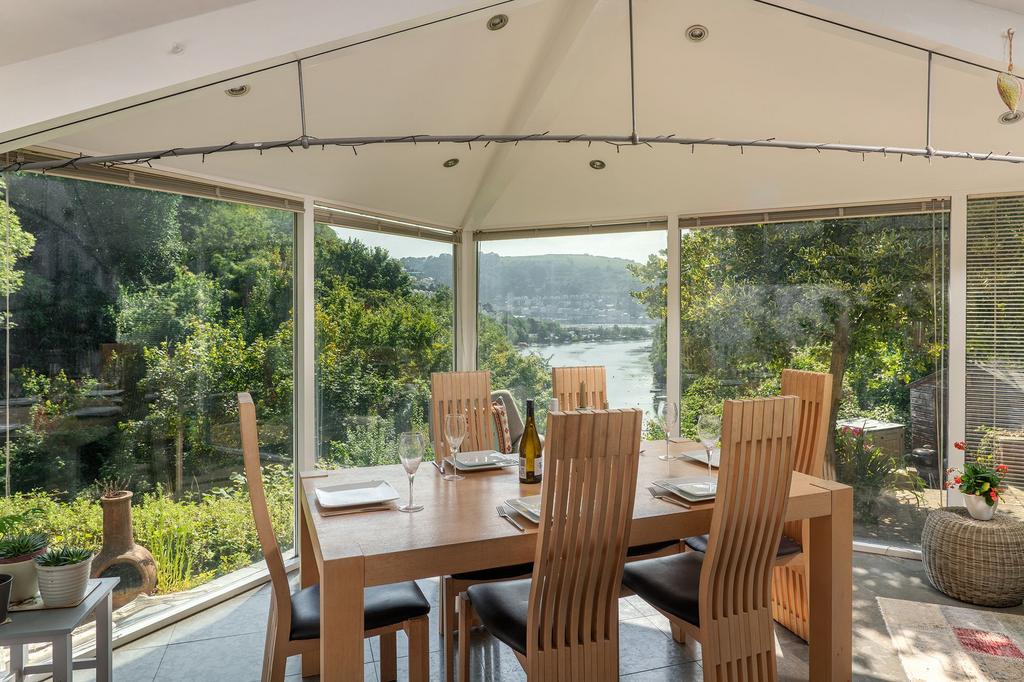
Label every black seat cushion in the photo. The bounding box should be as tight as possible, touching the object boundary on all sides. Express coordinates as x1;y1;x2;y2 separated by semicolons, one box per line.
289;581;431;641
621;551;703;627
452;562;533;582
683;534;802;558
627;540;679;557
466;578;531;655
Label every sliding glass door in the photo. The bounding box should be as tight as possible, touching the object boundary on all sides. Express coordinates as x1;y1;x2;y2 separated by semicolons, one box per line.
677;211;949;549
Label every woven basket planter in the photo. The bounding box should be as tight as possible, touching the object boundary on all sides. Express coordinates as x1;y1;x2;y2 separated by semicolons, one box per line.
921;507;1024;607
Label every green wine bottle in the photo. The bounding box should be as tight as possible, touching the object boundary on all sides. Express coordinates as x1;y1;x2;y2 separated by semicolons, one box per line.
519;399;542;484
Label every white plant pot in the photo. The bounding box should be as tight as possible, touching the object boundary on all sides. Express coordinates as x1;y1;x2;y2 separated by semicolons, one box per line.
0;550;46;603
964;493;998;521
37;557;93;608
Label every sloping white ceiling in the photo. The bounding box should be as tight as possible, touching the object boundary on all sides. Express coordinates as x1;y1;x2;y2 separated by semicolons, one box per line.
38;0;1024;228
0;0;251;67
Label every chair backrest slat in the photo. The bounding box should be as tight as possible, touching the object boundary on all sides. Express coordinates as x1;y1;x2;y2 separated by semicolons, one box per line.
430;371;494;460
237;392;293;624
526;408;642;677
780;369;832;478
551;366;608;411
699;396;799;677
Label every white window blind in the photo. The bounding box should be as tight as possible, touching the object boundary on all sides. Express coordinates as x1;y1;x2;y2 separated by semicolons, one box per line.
966;195;1024;485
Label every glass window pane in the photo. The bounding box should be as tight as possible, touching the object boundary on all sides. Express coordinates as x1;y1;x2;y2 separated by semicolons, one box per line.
314;226;454;467
477;231;668;433
1;173;295;616
677;213;949;549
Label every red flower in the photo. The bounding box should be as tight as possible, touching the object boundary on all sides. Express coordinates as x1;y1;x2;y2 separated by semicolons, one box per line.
996;464;1009;473
955;476;962;484
990;490;998;500
954;440;967;451
852;427;864;437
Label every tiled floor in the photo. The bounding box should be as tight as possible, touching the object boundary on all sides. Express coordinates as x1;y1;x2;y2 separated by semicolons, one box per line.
67;553;1024;681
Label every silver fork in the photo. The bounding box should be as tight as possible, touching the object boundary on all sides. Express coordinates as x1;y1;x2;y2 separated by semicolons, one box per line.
496;504;524;532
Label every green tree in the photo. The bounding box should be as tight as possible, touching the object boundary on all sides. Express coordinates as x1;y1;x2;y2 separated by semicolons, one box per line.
630;216;943;468
116;267;224;346
0;177;35;297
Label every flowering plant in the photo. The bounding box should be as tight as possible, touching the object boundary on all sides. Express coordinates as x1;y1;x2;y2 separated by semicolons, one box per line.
834;423;924;523
946;440;1009;506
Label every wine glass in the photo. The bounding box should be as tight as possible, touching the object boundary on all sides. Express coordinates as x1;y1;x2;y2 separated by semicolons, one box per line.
658;401;680;461
398;432;425;513
443;413;467;482
696;413;722;486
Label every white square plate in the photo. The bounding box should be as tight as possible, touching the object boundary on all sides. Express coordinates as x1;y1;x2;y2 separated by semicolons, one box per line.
505;495;542;523
681;448;721;468
652;476;718;502
455;450;506;467
314;480;400;509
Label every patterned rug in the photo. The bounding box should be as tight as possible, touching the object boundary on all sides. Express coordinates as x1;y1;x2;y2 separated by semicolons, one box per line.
879;597;1024;681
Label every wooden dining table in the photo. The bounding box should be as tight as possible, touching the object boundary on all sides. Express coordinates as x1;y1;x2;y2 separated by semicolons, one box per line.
297;439;853;681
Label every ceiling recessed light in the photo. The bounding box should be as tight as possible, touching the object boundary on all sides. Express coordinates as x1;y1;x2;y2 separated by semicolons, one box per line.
487;14;509;31
589;159;606;170
225;85;251;97
999;110;1024;124
443;158;460;168
686;24;708;42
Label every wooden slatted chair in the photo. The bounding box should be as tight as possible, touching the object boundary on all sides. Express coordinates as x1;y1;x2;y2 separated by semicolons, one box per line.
769;369;832;641
458;408;644;681
683;370;831;566
551;365;608;411
553;366;682;568
431;371;534;682
682;370;831;641
237;393;431;682
623;396;800;682
431;371;497;461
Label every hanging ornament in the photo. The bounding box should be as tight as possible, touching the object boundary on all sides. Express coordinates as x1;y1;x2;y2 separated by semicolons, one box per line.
997;28;1024;123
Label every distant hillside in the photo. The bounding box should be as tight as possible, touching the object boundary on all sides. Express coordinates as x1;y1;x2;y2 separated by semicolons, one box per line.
401;252;652;326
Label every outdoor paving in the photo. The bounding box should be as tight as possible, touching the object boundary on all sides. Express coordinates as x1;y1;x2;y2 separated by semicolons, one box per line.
852;485;1024;548
49;553;1024;681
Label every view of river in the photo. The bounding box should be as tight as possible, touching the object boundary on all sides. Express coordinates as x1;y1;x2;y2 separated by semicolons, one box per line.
523;338;663;418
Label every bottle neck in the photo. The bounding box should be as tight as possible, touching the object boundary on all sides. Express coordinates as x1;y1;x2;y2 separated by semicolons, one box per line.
525;400;535;419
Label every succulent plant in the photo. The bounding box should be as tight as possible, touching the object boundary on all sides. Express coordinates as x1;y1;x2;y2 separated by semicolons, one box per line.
35;546;92;567
0;532;48;561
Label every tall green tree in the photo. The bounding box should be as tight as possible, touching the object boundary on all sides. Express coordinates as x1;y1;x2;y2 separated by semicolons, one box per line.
630;216;944;467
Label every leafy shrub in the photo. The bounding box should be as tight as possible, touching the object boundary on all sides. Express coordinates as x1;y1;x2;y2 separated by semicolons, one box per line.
679;376;730;440
0;464;293;596
834;425;924;523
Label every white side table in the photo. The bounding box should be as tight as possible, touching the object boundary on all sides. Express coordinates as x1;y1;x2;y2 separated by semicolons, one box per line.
1;577;118;682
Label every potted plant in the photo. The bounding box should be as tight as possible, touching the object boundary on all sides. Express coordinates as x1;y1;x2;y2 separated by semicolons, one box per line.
35;546;93;607
0;573;12;622
946;440;1009;521
0;509;48;603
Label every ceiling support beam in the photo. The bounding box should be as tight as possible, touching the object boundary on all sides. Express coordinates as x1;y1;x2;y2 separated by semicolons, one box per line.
459;0;600;229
